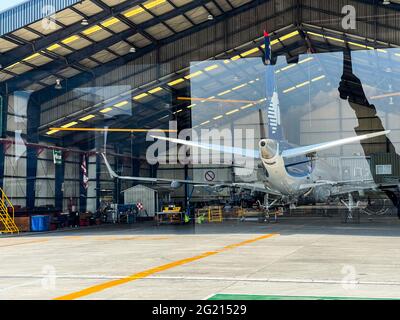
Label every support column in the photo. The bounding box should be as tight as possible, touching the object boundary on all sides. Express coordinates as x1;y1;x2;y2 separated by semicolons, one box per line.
95;137;102;210
0;92;7;189
114;145;124;204
55;155;65;211
26;95;39;210
79;153;88;212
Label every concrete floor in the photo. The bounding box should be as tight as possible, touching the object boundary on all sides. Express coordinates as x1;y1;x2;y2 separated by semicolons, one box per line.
1;215;400;300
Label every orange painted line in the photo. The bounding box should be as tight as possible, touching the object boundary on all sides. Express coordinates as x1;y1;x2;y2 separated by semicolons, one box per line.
177;97;258;103
49;128;177;133
54;233;278;300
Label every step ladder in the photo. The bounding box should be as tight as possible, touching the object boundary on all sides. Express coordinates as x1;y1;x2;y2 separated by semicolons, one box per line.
0;187;19;234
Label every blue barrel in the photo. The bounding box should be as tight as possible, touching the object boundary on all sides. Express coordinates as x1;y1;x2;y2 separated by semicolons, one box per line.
31;215;50;232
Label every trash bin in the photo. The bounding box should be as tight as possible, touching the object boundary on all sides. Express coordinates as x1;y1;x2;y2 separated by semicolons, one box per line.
31;215;50;232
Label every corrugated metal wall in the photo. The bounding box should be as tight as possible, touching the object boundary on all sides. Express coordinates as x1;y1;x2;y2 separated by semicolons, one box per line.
0;0;81;37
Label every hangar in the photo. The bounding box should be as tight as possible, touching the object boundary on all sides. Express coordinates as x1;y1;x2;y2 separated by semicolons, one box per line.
1;0;400;300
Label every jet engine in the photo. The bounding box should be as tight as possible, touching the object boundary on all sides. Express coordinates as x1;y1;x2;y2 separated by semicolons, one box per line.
312;186;332;203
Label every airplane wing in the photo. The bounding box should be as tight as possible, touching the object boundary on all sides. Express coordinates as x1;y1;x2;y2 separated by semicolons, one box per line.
101;153;225;185
299;178;400;198
101;153;280;195
281;131;390;159
150;135;259;158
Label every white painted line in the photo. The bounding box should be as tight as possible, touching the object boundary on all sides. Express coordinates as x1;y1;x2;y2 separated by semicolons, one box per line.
2;274;400;287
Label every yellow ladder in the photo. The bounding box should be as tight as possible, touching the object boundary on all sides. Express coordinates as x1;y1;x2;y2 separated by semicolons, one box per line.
0;187;19;234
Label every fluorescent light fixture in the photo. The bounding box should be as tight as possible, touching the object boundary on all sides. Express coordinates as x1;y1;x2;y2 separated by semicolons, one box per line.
100;107;113;113
83;25;102;35
281;64;295;71
184;71;203;79
46;130;59;135
79;115;95;121
240;103;254;110
279;31;299;41
226;109;239;115
241;47;259;57
231;55;241;61
311;75;326;82
232;84;247;90
62;35;80;45
23;53;41;62
101;18;120;28
61;121;78;128
298;57;314;64
114;101;129;107
148;87;163;94
213;115;223;120
124;7;145;18
168;78;185;86
187;104;196;109
47;44;61;51
200;120;210;126
204;64;218;72
296;81;310;88
218;90;231;96
144;0;166;9
283;86;296;93
133;93;148;100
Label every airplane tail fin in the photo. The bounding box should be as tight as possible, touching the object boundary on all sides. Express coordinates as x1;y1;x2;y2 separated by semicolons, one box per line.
265;64;284;141
263;31;283;141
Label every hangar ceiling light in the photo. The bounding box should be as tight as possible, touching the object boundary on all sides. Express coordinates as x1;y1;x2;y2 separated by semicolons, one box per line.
79;115;95;121
61;121;78;128
100;107;113;113
168;78;185;86
114;101;129;107
148;87;163;94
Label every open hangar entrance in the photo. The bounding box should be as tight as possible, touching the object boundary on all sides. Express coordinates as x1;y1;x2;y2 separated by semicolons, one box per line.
1;0;400;233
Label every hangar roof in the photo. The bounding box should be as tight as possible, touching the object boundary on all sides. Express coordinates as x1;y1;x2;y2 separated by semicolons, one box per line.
1;0;400;150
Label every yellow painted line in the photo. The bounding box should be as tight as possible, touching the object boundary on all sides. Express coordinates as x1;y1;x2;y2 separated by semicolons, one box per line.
0;239;49;248
54;233;278;300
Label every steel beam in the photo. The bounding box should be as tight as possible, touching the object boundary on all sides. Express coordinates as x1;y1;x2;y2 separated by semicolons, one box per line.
0;0;140;69
5;0;220;93
26;95;40;210
29;0;265;102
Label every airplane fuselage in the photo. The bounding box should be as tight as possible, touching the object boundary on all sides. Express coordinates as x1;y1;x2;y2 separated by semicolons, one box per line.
259;139;336;202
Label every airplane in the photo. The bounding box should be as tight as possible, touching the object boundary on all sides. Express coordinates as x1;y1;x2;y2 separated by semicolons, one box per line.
102;32;398;220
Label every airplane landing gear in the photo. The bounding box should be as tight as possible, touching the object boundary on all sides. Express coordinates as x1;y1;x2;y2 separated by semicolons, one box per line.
263;194;279;223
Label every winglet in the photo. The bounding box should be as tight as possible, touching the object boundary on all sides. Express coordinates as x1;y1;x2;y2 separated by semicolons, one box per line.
101;153;119;179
